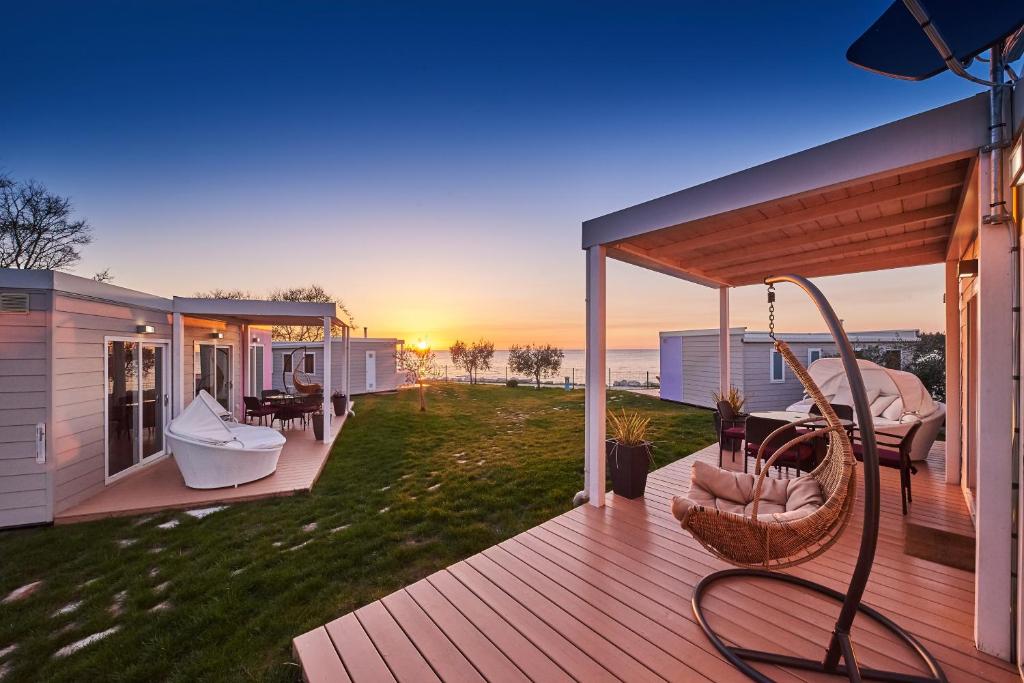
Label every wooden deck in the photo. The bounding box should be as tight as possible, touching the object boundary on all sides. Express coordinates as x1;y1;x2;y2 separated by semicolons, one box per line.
55;415;345;524
294;441;1016;682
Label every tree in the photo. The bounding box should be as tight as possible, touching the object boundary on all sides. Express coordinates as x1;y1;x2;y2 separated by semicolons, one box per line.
508;343;564;389
396;344;437;411
192;284;353;341
92;268;114;283
908;332;946;401
449;338;495;384
0;174;92;270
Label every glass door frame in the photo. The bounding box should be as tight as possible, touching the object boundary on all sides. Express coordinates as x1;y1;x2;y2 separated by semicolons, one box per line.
194;341;234;415
248;343;265;395
104;336;171;484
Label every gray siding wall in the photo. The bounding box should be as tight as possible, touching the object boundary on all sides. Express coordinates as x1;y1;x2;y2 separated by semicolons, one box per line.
680;333;744;409
0;289;51;527
272;340;401;396
51;294;172;514
742;341;839;412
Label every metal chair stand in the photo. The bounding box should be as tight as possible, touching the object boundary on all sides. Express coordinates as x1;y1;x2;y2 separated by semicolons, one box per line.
691;274;947;683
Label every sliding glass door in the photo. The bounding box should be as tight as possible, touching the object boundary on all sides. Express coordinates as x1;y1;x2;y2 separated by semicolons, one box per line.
106;339;169;481
249;345;265;395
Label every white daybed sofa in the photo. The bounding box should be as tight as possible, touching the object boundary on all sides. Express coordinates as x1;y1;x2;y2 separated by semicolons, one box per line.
166;391;286;489
786;358;945;462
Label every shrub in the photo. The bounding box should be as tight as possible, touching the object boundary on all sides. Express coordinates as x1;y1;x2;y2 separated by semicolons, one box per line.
505;378;519;388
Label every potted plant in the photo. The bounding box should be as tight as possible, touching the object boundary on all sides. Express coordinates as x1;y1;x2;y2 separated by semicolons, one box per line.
311;411;324;441
331;391;348;416
606;409;653;499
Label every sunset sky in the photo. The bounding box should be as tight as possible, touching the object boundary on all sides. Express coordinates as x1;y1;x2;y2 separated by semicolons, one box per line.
2;2;980;348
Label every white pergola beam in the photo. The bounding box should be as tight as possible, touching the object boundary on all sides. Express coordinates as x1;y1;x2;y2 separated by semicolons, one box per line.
585;246;607;506
719;287;730;395
322;316;332;444
172;312;184;418
943;261;961;485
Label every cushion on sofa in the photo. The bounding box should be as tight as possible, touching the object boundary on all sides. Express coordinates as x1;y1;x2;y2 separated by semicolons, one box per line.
671;460;824;524
870;393;898;416
881;397;905;421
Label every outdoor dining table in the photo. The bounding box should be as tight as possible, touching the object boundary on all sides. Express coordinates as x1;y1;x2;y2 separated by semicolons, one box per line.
748;410;856;437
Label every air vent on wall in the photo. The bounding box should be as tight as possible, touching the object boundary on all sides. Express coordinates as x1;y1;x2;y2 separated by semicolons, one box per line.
0;292;30;313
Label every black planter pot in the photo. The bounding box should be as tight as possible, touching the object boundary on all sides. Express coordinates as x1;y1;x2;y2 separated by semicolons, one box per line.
331;394;348;416
606;440;651;499
312;413;324;441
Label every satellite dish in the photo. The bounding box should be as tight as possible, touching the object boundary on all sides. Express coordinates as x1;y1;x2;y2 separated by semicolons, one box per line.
847;0;1024;80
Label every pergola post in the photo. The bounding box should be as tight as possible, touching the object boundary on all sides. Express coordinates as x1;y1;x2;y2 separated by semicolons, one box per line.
172;311;185;418
719;286;730;395
322;316;332;443
974;158;1013;659
585;245;607;506
943;261;961;484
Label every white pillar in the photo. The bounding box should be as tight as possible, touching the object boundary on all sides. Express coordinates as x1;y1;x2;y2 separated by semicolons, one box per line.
719;287;730;395
944;261;962;485
974;158;1013;659
172;312;185;417
322;316;332;443
585;245;607;507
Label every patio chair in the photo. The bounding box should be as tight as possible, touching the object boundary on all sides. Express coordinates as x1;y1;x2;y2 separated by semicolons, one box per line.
244;396;276;426
810;402;854;421
743;415;816;475
853;420;922;515
716;400;746;467
295;394;321;429
274;404;302;430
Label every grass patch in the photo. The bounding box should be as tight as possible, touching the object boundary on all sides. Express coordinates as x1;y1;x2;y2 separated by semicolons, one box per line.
0;384;713;681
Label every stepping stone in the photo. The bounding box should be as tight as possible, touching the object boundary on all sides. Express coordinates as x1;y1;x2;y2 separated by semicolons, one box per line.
2;581;42;604
79;578;99;589
408;496;417;501
55;622;78;636
109;591;127;617
286;540;313;552
271;541;283;548
0;661;10;681
52;601;82;617
301;522;318;533
477;460;486;466
456;460;467;464
185;506;227;519
0;644;18;659
116;539;137;549
149;601;171;613
427;484;441;492
154;582;171;594
156;520;179;530
400;474;413;480
148;568;159;579
378;485;391;492
230;567;247;577
379;506;390;514
452;452;465;458
329;525;349;534
148;547;164;555
132;515;155;527
53;626;120;658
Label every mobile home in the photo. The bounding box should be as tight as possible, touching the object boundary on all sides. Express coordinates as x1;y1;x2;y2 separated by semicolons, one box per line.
272;337;404;397
659;327;919;410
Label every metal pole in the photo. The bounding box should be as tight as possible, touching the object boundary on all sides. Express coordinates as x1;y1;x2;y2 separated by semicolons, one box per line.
766;275;880;676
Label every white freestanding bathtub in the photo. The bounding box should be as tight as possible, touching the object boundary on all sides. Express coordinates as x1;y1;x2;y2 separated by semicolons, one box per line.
166;391;286;489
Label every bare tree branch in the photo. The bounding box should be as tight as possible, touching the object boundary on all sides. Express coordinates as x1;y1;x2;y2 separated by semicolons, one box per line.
0;174;92;270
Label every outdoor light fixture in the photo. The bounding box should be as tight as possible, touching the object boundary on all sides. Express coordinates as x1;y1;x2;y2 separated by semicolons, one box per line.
958;259;979;278
251;336;260;343
209;332;224;339
136;324;155;334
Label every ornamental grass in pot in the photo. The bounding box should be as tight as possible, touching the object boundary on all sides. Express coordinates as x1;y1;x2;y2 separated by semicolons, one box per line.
606;409;654;499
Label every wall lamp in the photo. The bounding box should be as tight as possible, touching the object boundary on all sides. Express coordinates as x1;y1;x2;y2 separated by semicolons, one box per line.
209;332;224;339
251;336;260;344
957;259;979;278
136;324;155;334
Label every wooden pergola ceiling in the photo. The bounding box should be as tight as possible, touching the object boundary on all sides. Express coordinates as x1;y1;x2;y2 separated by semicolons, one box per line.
609;158;971;287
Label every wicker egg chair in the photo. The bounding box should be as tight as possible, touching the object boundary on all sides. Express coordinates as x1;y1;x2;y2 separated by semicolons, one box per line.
284;347;323;396
680;275;945;683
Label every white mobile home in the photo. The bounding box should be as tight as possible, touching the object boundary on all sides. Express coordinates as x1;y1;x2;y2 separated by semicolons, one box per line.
272;338;404;397
659;327;919;411
0;269;347;529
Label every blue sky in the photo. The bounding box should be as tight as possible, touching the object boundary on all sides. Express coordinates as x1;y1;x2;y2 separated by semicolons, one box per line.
1;2;986;346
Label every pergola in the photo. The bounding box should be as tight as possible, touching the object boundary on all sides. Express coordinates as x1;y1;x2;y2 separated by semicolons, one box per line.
170;297;348;444
581;92;1015;654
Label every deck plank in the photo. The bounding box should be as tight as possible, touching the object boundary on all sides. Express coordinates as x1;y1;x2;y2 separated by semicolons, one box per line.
296;441;1019;682
355;602;441;682
324;613;395;682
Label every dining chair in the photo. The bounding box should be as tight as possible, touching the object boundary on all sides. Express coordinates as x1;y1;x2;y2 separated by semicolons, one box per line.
743;416;816;475
853;421;922;515
809;402;854;422
716;400;747;467
243;396;276;426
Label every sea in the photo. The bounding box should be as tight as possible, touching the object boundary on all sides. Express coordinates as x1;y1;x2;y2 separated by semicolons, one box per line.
431;349;660;386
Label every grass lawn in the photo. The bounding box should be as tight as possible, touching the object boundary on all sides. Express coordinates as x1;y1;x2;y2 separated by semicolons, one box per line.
0;384;714;682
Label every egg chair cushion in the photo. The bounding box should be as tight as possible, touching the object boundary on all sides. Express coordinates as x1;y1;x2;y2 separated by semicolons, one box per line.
672;460;824;523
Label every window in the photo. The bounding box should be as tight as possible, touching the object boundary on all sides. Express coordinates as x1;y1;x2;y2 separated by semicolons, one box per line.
770;348;785;383
283;352;315;374
808;348;822;366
